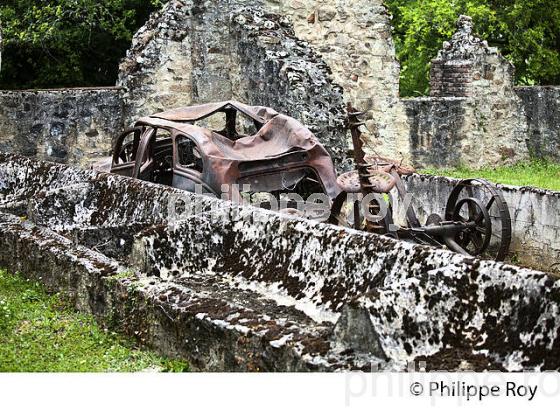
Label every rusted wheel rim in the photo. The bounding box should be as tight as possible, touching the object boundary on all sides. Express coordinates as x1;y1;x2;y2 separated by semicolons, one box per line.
445;179;512;261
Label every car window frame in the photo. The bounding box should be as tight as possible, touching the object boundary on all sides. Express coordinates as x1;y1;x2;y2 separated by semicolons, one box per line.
112;127;144;171
173;133;205;177
133;127;157;179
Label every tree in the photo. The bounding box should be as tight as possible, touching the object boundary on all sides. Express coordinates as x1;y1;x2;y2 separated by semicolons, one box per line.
385;0;560;96
493;0;560;85
0;0;162;89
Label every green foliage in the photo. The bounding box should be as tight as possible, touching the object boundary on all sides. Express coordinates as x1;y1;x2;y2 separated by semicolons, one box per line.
0;0;161;89
108;270;136;281
386;0;560;96
421;160;560;191
0;269;189;372
2;0;558;92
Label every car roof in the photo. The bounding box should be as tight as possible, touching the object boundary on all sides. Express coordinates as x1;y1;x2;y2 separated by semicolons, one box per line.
147;100;278;124
133;101;320;163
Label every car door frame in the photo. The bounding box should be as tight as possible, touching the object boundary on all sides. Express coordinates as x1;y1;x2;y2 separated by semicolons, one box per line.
133;127;157;180
172;132;217;195
111;127;143;177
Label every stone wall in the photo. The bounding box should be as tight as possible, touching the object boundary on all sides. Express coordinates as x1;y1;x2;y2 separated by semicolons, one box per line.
230;7;349;164
115;4;558;171
262;0;411;164
0;87;124;166
403;97;467;168
403;86;560;169
1;4;560;171
117;1;194;123
400;174;560;275
2;153;560;371
516;86;560;161
404;15;529;169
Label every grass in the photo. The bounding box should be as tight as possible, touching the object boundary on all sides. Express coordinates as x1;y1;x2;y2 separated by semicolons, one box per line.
421;160;560;191
0;269;189;372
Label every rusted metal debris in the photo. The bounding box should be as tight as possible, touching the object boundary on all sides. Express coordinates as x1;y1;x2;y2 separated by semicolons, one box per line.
95;101;341;203
95;100;512;261
328;107;512;261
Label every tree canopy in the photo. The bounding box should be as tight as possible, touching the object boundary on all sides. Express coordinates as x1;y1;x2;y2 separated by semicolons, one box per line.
386;0;560;96
0;1;558;93
0;0;162;89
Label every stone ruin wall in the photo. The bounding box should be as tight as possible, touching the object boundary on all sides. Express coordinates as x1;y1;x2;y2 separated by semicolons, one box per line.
400;174;560;275
116;1;194;121
262;0;411;163
407;15;529;168
0;3;559;170
516;86;560;160
402;14;559;168
116;0;411;165
2;152;560;371
0;88;124;167
1;2;560;370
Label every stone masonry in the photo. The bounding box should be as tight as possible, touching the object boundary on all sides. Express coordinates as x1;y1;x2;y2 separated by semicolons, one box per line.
433;16;528;166
263;0;411;164
516;86;560;160
0;87;124;167
117;1;194;121
400;174;560;275
2;153;560;371
405;15;530;168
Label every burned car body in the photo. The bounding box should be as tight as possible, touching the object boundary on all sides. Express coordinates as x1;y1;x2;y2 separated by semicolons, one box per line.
96;100;513;261
98;101;342;203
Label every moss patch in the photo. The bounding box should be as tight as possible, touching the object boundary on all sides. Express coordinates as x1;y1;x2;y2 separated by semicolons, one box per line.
0;269;188;372
421;160;560;191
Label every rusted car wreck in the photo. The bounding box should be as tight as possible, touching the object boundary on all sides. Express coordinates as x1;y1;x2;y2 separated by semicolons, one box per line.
97;101;341;203
97;100;512;262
